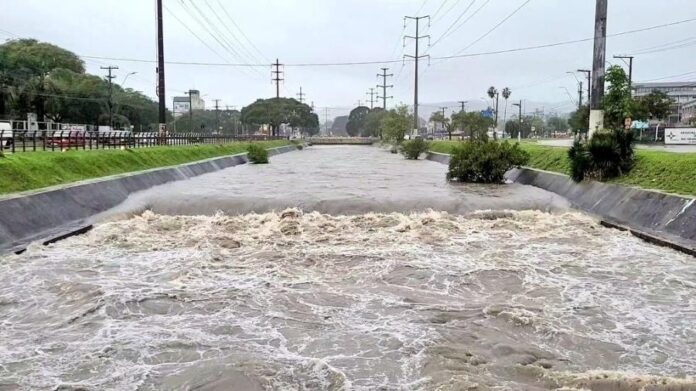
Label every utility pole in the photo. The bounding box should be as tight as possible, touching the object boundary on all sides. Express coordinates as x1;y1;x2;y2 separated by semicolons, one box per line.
577;81;584;109
296;86;306;103
324;107;330;135
272;58;284;99
613;55;634;92
366;88;376;109
589;0;608;137
101;66;119;129
458;101;467;112
577;69;591;105
377;67;394;110
186;90;195;132
404;15;430;136
155;0;166;135
513;100;523;142
213;99;221;133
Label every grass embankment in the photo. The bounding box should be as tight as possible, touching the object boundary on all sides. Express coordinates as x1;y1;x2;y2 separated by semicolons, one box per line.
429;140;696;196
0;140;291;195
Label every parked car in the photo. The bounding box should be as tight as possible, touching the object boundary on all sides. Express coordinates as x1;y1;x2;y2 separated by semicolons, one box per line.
46;131;86;149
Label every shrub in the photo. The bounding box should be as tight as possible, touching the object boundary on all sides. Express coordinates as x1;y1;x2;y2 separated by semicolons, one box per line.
568;128;634;182
399;138;429;160
296;144;304;150
447;140;529;183
246;144;269;164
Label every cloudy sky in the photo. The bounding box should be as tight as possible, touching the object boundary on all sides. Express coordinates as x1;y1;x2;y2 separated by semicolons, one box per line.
2;0;696;119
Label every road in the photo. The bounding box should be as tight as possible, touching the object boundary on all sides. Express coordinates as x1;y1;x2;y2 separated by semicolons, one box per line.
537;138;696;153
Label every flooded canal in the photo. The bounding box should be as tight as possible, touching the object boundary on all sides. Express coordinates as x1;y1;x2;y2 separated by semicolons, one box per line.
1;146;695;390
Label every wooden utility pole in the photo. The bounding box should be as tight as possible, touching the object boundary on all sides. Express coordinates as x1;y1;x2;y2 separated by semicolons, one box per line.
296;86;306;103
589;0;607;137
377;68;394;110
101;66;118;129
458;101;467;112
156;0;166;135
404;15;430;136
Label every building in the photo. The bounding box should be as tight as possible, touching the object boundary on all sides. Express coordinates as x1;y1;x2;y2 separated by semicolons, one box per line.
633;82;696;124
172;90;206;118
682;99;696;125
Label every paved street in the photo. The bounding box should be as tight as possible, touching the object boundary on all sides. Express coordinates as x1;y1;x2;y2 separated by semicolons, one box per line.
537;139;696;153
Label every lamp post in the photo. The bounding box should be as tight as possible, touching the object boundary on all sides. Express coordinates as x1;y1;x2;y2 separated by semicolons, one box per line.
512;100;523;142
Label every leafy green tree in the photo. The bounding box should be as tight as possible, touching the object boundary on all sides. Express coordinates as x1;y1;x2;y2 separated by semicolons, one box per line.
346;106;370;137
240;97;315;136
603;65;635;129
635;90;674;121
569;105;590;136
453;111;493;140
363;108;387;138
546;116;567;132
381;105;411;143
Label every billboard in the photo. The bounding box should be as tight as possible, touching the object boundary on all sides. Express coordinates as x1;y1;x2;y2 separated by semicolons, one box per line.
665;128;696;145
173;101;190;117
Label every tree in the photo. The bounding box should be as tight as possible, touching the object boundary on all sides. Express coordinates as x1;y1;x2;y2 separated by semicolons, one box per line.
546;116;568;133
453;111;493;140
240;97;315;136
346;106;370;137
603;65;635;130
364;108;387;138
635;90;673;121
381;105;411;143
569;105;590;137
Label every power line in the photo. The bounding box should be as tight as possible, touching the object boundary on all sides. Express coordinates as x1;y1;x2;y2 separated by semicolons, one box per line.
431;0;451;22
203;0;264;64
451;0;532;56
76;17;696;68
214;0;269;63
404;15;431;134
429;0;477;49
433;0;463;24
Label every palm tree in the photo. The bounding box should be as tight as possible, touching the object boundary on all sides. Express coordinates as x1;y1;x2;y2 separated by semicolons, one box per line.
502;87;511;137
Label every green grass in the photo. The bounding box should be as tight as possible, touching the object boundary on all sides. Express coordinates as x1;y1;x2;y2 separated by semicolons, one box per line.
0;141;291;195
428;140;696;196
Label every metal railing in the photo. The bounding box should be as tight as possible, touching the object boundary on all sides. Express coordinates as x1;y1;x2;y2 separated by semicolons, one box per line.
0;130;287;153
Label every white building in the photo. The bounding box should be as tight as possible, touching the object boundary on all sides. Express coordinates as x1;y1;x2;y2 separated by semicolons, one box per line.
633;82;696;124
172;90;206;118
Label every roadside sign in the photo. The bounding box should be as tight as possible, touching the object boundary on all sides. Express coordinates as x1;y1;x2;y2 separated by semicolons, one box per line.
665;128;696;145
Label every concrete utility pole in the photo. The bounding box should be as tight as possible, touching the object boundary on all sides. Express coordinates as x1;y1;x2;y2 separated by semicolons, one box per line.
296;86;306;103
458;101;467;112
155;0;166;135
272;59;284;99
577;69;591;104
589;0;608;137
404;15;430;136
377;68;394;110
366;88;376;109
613;55;634;92
213;99;221;133
101;66;119;129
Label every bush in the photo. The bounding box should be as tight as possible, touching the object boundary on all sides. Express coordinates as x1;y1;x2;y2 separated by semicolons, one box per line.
568;128;634;182
399;138;429;160
246;144;269;164
447;140;529;183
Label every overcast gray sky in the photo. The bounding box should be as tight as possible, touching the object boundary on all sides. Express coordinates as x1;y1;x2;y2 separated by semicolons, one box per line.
2;0;696;118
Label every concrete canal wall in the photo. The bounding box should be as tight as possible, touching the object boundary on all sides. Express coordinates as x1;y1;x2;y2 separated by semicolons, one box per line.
426;151;696;255
0;145;299;254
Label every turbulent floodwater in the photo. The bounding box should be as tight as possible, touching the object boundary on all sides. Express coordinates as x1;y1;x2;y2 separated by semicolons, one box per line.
1;146;695;390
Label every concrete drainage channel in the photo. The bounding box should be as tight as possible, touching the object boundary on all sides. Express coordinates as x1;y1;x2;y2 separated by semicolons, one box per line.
0;145;299;255
427;151;696;257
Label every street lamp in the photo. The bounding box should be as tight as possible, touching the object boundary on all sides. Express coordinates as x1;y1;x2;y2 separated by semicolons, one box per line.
121;72;137;87
512;100;523;142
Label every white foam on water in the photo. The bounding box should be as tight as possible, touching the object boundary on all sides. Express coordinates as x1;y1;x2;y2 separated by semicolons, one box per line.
1;209;695;390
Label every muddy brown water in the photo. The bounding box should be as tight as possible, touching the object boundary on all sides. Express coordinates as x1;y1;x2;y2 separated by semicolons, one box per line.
1;146;694;390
